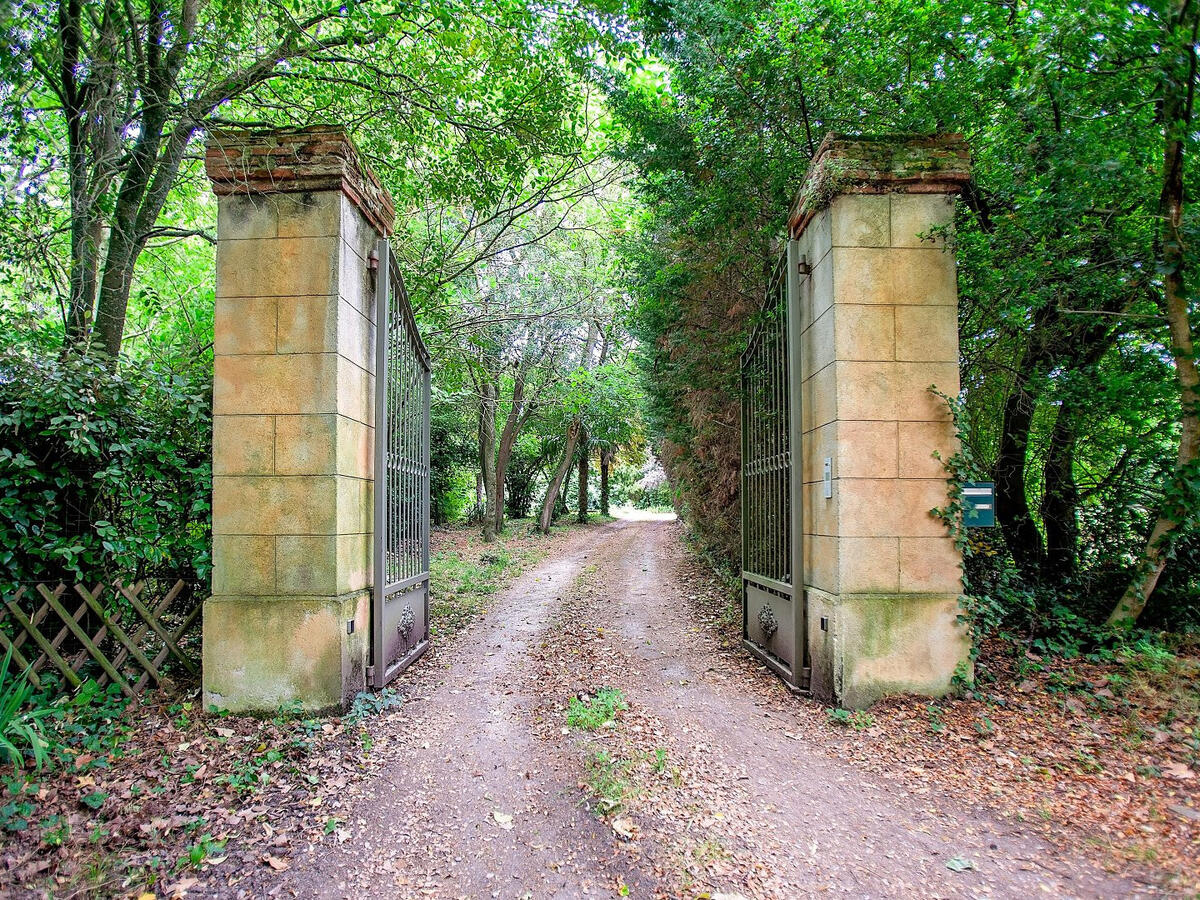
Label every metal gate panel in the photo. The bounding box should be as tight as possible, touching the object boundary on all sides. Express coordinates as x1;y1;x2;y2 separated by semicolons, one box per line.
371;239;431;689
741;239;808;689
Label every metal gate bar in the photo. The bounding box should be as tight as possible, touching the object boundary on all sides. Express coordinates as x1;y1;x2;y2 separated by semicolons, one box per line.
371;239;432;689
741;240;808;689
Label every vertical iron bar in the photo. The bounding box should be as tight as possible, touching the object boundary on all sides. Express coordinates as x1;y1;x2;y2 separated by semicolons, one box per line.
372;240;391;688
787;238;807;686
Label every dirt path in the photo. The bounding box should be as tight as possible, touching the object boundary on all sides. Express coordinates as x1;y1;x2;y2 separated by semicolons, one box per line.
266;516;1150;899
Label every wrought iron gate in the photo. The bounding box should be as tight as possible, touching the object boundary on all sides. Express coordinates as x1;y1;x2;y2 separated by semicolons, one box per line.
741;240;808;690
370;240;431;688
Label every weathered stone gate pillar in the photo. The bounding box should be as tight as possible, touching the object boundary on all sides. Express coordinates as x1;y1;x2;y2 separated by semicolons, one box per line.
790;135;972;708
203;127;393;712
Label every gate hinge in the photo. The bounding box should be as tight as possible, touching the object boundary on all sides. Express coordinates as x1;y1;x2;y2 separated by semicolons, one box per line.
367;249;379;272
797;258;811;276
366;664;375;684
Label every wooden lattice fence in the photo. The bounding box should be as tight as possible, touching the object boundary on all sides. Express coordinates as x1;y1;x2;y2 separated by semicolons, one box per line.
0;581;201;698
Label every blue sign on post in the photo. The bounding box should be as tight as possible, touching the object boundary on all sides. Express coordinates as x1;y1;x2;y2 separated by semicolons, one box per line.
962;482;996;528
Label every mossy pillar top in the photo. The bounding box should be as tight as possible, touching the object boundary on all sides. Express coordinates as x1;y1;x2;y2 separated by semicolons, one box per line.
788;133;972;708
202;127;394;712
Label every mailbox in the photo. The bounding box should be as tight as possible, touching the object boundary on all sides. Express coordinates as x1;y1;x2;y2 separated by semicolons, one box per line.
962;482;995;527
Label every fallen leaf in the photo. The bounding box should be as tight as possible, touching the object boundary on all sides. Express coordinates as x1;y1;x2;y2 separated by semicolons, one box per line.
611;817;638;840
946;856;975;872
264;854;290;871
165;877;199;897
492;811;514;830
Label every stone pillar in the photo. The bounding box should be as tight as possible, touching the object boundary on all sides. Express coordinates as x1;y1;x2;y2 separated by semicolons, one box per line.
203;127;394;712
788;135;972;708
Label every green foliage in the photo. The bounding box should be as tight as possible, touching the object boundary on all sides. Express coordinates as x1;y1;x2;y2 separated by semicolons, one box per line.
826;708;874;730
0;648;51;770
345;689;404;726
0;336;211;592
607;0;1200;630
565;687;628;730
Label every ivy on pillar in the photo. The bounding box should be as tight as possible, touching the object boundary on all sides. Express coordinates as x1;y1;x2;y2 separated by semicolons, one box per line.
203;127;395;712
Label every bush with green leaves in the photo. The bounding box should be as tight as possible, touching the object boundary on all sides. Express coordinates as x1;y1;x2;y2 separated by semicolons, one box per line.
0;340;211;593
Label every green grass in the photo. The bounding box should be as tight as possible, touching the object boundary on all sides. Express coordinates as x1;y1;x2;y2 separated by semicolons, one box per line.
566;688;628;730
584;750;632;815
429;535;548;639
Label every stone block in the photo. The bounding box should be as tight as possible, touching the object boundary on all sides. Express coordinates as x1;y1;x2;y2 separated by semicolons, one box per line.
839;536;900;594
801;308;835;379
213;415;274;476
276;535;337;594
275;191;341;239
831;247;891;305
217;195;277;242
899;536;963;594
336;476;372;535
834;304;895;361
835;593;970;709
337;532;372;594
895;362;959;420
831;195;890;247
804;535;839;595
203;594;366;713
838;478;898;537
805;479;838;537
214;296;276;355
212;475;337;535
898;421;957;478
214;353;336;416
895;306;957;362
276;295;337;355
212;534;275;596
833;361;898;421
806;362;837;431
337;416;374;480
834;361;958;423
806;207;833;268
805;588;837;702
216;235;337;299
339;233;375;317
802;421;837;485
338;299;374;375
890;194;955;249
890;248;957;306
337;356;373;428
805;250;834;330
836;420;898;479
893;479;952;537
275;415;337;476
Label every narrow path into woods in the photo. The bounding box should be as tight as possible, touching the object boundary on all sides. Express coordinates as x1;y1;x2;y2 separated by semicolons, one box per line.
258;518;1144;899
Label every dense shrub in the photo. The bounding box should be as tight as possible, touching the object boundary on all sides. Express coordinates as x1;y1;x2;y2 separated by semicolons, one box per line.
0;344;212;594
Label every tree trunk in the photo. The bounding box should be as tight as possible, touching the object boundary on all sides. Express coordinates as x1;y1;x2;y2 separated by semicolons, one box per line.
479;382;498;542
600;448;612;517
538;420;581;533
577;430;589;524
493;370;526;535
1109;2;1200;623
1040;404;1080;583
995;379;1048;579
